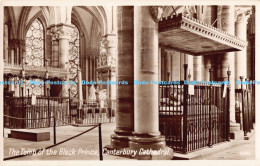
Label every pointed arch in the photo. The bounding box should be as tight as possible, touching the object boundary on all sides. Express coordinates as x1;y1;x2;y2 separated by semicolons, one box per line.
25;18;45;67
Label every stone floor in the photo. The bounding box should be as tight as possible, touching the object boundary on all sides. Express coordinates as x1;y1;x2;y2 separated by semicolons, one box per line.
3;123;256;160
203;132;255;160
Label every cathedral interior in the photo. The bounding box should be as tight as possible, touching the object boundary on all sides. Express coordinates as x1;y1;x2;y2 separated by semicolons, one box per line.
2;5;255;159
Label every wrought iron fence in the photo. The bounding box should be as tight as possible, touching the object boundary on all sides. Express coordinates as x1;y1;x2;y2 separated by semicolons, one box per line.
159;82;230;153
4;96;115;129
235;78;255;135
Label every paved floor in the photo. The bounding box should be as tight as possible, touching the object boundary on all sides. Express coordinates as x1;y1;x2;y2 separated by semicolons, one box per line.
3;123;255;160
4;123;128;160
203;132;255;160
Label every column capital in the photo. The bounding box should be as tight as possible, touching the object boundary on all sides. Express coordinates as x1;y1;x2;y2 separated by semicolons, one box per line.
235;6;252;23
56;23;74;40
150;6;164;23
47;26;58;41
47;24;73;40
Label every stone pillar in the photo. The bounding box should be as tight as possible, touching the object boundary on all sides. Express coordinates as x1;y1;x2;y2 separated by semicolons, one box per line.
218;6;238;130
107;6;134;149
56;24;73;97
202;6;217;81
4;24;9;63
85;55;89;99
193;56;202;81
57;24;72;69
170;51;181;81
187;54;193;80
14;77;20;97
106;34;117;110
90;56;93;81
10;47;15;66
165;51;171;81
180;53;185;80
9;77;15;92
129;6;173;160
51;40;59;67
61;74;69;97
19;40;25;65
78;68;83;108
47;26;59;67
203;56;212;81
235;7;251;88
159;48;162;81
0;27;3;122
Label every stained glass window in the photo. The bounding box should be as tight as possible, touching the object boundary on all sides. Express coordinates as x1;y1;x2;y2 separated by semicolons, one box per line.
25;19;45;96
68;24;80;97
25;19;44;67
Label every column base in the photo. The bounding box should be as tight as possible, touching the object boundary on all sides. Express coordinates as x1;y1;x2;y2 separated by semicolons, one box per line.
229;122;244;140
106;129;133;149
230;122;241;132
129;134;174;160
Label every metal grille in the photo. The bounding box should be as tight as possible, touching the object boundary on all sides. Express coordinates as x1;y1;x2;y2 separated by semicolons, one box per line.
159;82;230;153
4;97;115;129
235;82;255;135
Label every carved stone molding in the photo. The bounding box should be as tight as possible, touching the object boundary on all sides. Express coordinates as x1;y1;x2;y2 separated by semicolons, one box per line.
4;63;68;79
150;6;164;23
97;34;117;70
47;26;58;41
235;7;252;23
56;24;73;39
47;24;73;40
159;13;247;55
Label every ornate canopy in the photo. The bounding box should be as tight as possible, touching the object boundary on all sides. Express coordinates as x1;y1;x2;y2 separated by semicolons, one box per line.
159;13;247;56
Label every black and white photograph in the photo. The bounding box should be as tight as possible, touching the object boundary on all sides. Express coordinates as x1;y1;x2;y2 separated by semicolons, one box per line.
0;0;259;165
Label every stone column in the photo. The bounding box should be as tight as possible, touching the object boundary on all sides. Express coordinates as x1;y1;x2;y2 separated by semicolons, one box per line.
78;68;83;108
51;39;59;67
187;54;193;80
201;6;217;81
85;55;89;99
57;24;73;69
193;56;202;81
159;48;161;81
4;24;9;63
56;24;73;97
129;6;173;159
10;47;15;66
203;56;212;81
0;28;3;121
106;34;117;110
235;7;252;88
218;6;238;130
107;6;134;149
165;50;171;81
14;77;20;97
47;26;59;67
9;77;15;92
19;40;25;65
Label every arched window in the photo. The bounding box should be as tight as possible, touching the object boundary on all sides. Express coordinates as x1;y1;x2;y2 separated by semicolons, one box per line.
68;23;80;97
25;18;44;67
24;18;45;96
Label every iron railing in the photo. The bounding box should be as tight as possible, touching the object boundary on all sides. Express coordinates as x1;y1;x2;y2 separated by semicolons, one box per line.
159;82;230;153
4;96;115;129
235;77;255;136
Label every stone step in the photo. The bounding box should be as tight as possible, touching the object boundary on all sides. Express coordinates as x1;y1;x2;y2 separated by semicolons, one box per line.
8;130;50;142
229;130;244;140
